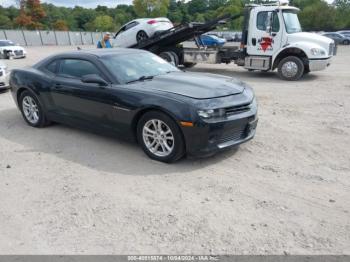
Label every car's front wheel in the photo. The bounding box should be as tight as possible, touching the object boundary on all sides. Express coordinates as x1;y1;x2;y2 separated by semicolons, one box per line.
19;90;50;127
137;111;185;163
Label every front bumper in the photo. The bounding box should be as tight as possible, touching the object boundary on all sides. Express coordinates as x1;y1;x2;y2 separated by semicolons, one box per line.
182;110;258;157
0;74;9;90
309;57;332;72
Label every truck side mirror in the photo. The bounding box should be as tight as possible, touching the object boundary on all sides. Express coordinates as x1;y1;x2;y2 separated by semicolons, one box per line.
266;12;273;34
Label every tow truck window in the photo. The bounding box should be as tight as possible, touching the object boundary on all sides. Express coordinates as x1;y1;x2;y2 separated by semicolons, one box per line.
282;10;302;33
272;12;280;32
257;11;280;32
257;12;268;31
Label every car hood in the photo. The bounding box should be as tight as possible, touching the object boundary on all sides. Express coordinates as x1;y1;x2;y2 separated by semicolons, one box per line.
0;45;25;51
131;72;246;99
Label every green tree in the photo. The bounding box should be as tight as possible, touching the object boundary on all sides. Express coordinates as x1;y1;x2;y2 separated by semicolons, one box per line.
133;0;170;17
299;1;337;30
92;15;115;32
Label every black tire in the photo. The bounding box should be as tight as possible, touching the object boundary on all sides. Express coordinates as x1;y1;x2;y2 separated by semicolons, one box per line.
169;51;179;67
137;111;185;163
277;56;304;81
343;40;349;45
19;90;50;128
303;67;310;75
159;51;177;66
136;30;148;44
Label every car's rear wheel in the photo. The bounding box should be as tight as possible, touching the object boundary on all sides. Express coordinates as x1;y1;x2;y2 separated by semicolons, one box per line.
277;56;304;81
136;30;148;44
137;111;185;163
19;90;50;127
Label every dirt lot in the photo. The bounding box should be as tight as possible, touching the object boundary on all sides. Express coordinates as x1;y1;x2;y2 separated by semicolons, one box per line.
0;45;349;255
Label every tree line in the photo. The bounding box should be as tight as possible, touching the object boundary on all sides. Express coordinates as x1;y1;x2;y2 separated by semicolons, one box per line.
0;0;349;32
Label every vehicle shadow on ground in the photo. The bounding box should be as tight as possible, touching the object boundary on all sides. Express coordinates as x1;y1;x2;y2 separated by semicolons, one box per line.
188;67;319;82
0;108;239;176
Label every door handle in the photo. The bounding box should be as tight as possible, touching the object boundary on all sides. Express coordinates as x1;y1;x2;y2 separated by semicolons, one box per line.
252;38;256;46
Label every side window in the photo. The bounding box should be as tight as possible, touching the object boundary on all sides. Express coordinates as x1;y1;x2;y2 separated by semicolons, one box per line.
257;11;268;31
59;59;101;79
45;60;58;74
272;12;280;32
125;22;138;31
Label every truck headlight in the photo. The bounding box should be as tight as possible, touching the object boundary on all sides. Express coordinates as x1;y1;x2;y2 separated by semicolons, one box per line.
310;48;325;56
198;108;225;119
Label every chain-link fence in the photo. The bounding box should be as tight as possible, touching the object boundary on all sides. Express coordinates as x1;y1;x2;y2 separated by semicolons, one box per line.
0;30;105;46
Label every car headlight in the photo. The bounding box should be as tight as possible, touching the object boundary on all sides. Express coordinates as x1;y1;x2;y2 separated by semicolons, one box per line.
310;48;326;56
197;108;226;119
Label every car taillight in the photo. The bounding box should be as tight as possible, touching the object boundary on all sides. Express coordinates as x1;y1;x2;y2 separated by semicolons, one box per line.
147;20;157;25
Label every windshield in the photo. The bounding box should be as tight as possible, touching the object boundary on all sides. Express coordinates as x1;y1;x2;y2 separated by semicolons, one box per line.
101;52;179;84
0;41;14;47
282;10;302;34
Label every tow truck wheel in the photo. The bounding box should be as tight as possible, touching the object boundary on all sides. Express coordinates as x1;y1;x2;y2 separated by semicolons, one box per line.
159;51;177;66
169;51;179;67
277;56;304;81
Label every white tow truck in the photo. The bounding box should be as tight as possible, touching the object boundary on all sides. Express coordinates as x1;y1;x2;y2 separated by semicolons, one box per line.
120;1;336;81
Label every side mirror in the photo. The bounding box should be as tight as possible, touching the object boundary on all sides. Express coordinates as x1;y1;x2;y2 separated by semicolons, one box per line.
266;12;273;34
82;74;108;86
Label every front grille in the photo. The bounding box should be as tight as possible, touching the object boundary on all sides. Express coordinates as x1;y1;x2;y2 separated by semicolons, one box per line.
329;43;335;56
225;103;250;116
218;125;247;144
14;50;23;56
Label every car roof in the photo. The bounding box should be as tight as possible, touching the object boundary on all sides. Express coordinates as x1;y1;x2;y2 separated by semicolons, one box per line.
33;48;149;68
55;48;148;58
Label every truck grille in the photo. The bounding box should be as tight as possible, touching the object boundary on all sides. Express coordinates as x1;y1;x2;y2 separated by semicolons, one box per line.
14;50;23;56
225;103;250;116
219;126;247;144
329;43;336;56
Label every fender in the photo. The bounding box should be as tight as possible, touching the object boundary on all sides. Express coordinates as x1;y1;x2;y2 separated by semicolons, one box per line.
272;41;328;69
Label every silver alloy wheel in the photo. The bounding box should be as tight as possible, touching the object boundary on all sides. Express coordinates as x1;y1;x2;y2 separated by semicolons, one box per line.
281;61;298;78
22;96;40;124
142;119;175;157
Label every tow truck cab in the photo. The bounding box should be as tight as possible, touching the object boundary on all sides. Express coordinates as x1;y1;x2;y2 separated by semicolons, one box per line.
239;4;336;80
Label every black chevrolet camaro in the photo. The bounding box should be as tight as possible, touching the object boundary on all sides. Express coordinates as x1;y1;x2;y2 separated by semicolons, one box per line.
10;49;258;162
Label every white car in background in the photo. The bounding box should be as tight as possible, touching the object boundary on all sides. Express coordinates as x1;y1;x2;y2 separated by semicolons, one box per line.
0;40;27;59
114;18;173;47
0;61;9;90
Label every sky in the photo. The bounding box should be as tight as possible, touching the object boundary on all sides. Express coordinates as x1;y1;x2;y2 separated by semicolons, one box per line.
1;0;132;8
1;0;334;8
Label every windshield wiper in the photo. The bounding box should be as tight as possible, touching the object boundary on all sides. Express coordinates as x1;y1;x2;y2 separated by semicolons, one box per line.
126;75;154;84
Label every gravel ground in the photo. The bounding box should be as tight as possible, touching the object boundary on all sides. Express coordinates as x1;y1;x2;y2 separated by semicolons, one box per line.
0;45;349;255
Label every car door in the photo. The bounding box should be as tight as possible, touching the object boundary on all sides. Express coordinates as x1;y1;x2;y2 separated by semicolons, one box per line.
51;58;119;130
116;21;140;47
